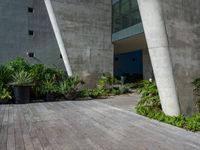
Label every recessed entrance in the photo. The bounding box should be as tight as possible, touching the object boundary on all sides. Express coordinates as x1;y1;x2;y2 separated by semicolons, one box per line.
113;33;154;82
114;50;143;82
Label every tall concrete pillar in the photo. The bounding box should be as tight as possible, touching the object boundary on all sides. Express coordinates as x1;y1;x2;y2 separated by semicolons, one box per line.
137;0;180;116
142;49;153;80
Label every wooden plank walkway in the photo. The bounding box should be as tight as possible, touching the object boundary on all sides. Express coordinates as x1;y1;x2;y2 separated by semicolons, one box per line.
0;100;200;150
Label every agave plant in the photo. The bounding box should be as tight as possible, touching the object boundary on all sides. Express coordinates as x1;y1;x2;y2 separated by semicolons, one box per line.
10;70;33;86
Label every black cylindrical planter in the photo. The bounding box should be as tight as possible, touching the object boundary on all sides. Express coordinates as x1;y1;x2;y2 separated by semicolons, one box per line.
0;99;11;105
45;93;55;102
13;86;30;104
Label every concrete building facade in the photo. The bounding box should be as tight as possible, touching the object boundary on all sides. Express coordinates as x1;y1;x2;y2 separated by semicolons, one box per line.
0;0;62;67
138;0;200;116
0;0;200;115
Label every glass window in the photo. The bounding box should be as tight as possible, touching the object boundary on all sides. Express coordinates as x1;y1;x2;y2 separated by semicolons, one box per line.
121;0;130;29
112;0;141;33
112;2;120;33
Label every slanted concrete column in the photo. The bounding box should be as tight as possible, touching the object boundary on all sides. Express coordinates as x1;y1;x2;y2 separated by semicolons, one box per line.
44;0;72;76
142;49;153;80
137;0;180;116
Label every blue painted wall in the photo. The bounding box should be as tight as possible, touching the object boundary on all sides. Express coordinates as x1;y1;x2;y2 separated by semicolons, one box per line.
114;50;143;76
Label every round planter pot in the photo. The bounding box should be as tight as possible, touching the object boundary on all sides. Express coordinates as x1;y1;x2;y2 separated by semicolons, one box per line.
45;93;55;102
0;99;11;105
13;85;30;104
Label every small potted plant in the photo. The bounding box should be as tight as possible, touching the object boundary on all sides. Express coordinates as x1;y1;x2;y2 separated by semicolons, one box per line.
10;70;33;104
41;80;57;102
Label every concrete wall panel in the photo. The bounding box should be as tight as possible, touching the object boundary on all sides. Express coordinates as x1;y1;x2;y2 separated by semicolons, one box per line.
162;0;200;115
0;0;62;68
51;0;113;86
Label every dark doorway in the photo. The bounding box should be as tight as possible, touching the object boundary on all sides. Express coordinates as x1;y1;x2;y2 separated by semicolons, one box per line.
114;50;143;82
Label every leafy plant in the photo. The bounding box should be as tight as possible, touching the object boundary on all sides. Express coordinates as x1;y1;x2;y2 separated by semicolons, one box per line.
109;86;130;96
0;89;12;100
58;76;84;99
40;80;58;94
136;105;200;131
124;82;140;90
10;70;33;86
137;80;161;109
185;114;200;131
44;67;65;82
97;73;119;89
89;88;108;98
78;88;108;99
29;64;48;96
0;66;12;84
0;84;12;100
5;58;31;72
110;88;120;96
135;79;200;132
78;89;91;98
193;78;200;91
193;78;200;111
30;64;65;97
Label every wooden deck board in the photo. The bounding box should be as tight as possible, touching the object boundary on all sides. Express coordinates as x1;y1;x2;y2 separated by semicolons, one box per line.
7;105;15;150
1;105;9;150
0;100;200;150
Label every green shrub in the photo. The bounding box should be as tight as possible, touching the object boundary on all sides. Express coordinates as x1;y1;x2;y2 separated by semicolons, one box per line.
78;89;91;98
80;88;111;98
192;78;200;111
0;66;12;84
0;84;12;100
136;105;200;131
96;73;134;96
137;80;161;109
193;78;200;91
124;82;140;89
110;88;120;96
29;64;65;97
5;58;31;72
119;86;130;94
185;114;200;131
30;64;47;81
78;88;108;99
40;80;58;95
97;73;119;89
89;88;108;98
29;64;48;96
136;79;200;132
0;89;12;101
58;76;84;99
45;67;65;81
109;86;130;96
